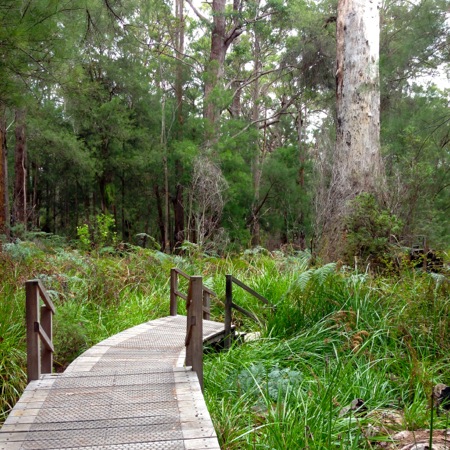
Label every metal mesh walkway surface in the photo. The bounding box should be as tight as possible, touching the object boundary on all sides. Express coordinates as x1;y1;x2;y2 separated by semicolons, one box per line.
0;316;224;450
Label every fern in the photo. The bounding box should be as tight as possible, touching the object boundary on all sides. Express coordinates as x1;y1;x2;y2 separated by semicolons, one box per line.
295;269;314;292
313;263;337;286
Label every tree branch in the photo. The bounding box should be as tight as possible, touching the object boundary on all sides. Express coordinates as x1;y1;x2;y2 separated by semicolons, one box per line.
246;183;274;226
185;0;210;24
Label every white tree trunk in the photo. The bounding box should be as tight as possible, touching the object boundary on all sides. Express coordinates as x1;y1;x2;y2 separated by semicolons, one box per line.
320;0;385;260
335;0;384;197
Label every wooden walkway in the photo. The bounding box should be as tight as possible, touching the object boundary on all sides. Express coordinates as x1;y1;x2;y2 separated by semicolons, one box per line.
0;315;224;450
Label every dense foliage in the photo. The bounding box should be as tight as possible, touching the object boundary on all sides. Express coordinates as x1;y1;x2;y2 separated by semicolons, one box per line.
0;0;448;256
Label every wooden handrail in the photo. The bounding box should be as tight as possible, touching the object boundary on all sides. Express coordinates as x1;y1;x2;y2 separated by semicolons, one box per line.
26;280;55;383
185;276;204;390
170;268;271;383
227;275;270;305
170;268;216;320
224;274;273;348
170;268;218;390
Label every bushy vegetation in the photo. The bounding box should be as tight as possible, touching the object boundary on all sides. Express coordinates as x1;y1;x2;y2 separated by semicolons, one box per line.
0;239;449;450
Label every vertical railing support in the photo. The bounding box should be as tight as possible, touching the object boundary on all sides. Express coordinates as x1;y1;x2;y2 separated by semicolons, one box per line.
26;281;40;383
26;280;55;384
40;302;53;374
185;276;204;390
224;274;233;349
170;268;178;316
203;290;211;321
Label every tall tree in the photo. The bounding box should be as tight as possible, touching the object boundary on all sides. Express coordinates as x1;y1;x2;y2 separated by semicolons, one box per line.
13;109;27;227
321;0;385;260
0;105;9;242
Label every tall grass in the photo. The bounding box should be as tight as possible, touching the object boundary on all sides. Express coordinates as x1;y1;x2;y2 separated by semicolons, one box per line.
204;258;450;449
1;238;449;450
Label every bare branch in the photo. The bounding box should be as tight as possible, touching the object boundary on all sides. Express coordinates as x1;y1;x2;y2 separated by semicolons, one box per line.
229;92;300;139
185;0;210;24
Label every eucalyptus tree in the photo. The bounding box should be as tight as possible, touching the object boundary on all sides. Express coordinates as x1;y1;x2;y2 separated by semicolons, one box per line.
316;0;386;260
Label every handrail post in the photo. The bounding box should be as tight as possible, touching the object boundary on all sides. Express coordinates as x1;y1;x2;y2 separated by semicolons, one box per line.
26;281;41;383
203;290;211;321
170;268;178;316
40;304;53;374
224;274;233;349
186;276;204;390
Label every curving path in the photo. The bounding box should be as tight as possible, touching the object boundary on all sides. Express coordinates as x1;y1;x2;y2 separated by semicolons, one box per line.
0;315;224;450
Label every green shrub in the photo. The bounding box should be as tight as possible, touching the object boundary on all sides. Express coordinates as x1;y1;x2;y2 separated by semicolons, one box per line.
344;193;403;270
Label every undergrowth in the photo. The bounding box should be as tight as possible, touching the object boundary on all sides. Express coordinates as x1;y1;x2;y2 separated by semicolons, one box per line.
0;238;449;450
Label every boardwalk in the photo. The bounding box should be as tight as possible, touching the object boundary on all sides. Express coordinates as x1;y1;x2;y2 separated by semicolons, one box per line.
0;315;224;450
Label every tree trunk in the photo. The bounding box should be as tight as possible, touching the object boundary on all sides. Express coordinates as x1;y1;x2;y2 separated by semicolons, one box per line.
175;0;185;138
0;106;9;243
173;184;184;249
174;1;186;249
154;184;165;249
321;0;385;260
250;27;263;247
203;0;243;145
204;0;227;129
13;108;27;228
335;0;383;197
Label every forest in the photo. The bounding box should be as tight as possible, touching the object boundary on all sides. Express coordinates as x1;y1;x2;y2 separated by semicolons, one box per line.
1;1;450;447
0;0;448;261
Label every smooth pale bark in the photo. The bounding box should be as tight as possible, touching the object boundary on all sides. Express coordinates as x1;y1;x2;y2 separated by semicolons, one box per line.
204;0;227;128
13;108;27;227
175;0;185;136
335;0;384;197
174;0;185;248
0;107;9;242
322;0;385;260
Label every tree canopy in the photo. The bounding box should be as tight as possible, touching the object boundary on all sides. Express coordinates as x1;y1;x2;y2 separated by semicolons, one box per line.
0;0;448;260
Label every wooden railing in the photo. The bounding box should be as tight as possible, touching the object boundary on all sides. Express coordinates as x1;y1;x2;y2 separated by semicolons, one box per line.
25;280;55;383
170;268;215;320
224;274;273;348
170;268;217;390
185;276;204;390
170;268;273;387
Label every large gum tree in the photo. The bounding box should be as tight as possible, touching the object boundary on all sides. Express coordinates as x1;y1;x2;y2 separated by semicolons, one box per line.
321;0;386;260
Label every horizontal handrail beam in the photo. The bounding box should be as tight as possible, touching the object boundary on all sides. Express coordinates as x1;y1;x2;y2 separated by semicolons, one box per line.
229;276;270;306
202;285;216;297
172;267;191;281
29;279;56;313
174;290;188;301
173;268;217;297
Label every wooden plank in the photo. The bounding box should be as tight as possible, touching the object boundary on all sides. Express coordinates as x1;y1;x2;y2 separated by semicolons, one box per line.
231;302;260;323
40;306;53;374
174;289;188;301
173;267;191;280
185;277;204;391
35;322;54;353
170;268;179;316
